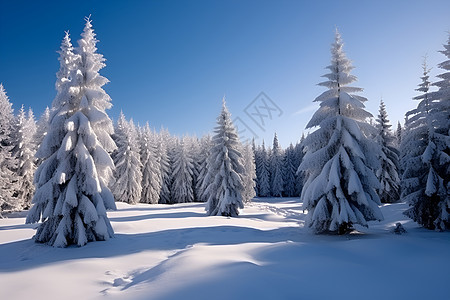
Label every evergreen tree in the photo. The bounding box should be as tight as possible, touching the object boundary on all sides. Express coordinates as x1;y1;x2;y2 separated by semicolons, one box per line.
111;113;142;204
257;141;271;197
195;135;212;202
158;128;173;204
170;138;194;203
395;121;402;147
35;107;51;163
375;99;400;203
11;106;37;209
294;135;306;196
402;41;449;230
0;84;19;214
186;136;202;202
283;143;297;197
203;100;245;216
270;133;284;197
299;30;383;234
139;123;161;204
26;20;117;247
242;143;257;202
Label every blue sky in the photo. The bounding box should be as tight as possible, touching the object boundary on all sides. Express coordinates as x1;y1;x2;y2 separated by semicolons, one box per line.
0;0;449;147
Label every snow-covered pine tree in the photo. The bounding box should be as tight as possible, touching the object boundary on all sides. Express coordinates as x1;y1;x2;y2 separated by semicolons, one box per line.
26;20;117;247
395;121;402;147
186;136;202;202
401;60;432;210
158;128;173;204
294;135;306;196
35;107;51;164
375;99;400;203
111;113;142;204
11;106;37;209
299;30;383;234
252;139;261;195
170;137;194;203
242;142;256;202
203;99;245;216
270;133;284;197
257;141;271;197
283;143;297;197
139;123;161;204
402;41;449;230
195;135;212;202
0;83;19;214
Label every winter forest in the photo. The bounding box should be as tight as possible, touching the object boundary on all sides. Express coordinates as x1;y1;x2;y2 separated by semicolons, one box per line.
1;18;448;235
0;14;449;300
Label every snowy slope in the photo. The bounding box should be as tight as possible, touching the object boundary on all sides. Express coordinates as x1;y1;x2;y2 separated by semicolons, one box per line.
1;198;449;300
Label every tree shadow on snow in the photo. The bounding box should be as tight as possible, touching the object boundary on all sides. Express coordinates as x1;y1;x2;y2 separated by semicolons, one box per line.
109;211;206;222
0;225;304;272
117;203;205;212
0;223;37;231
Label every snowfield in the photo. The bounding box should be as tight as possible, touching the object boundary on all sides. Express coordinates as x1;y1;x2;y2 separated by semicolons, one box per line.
1;198;449;300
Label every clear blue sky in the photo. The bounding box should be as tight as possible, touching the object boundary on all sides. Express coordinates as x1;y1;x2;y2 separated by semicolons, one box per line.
0;0;449;147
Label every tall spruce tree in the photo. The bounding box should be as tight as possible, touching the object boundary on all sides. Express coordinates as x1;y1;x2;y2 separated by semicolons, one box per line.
0;84;19;214
257;141;271;197
252;139;261;195
395;121;402;147
35;107;51;167
111;113;142;204
170;138;195;203
283;143;297;197
195;135;212;202
157;128;172;204
402;40;449;230
186;136;202;202
299;30;383;234
26;19;117;247
242;143;257;202
139;123;161;204
11;106;37;209
203;99;245;216
270;133;284;197
294;135;306;196
375;100;400;203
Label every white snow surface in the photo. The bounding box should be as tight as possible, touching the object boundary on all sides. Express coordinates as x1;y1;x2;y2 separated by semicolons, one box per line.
1;198;449;300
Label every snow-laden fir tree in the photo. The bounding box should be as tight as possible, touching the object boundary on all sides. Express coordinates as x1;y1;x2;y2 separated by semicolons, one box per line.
253;142;262;195
299;30;383;234
283;143;297;197
35;107;50;142
402;42;449;230
26;20;117;247
11;106;37;209
195;135;212;202
158;128;173;204
186;136;202;202
401;59;432;186
256;141;271;197
0;83;19;214
170;137;194;203
294;135;306;196
375;100;400;203
395;121;402;147
35;107;51;164
270;133;284;197
111;113;142;204
203;99;245;216
242;142;256;202
139;123;161;204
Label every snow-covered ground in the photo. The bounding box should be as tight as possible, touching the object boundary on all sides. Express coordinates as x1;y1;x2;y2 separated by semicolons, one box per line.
1;198;449;300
